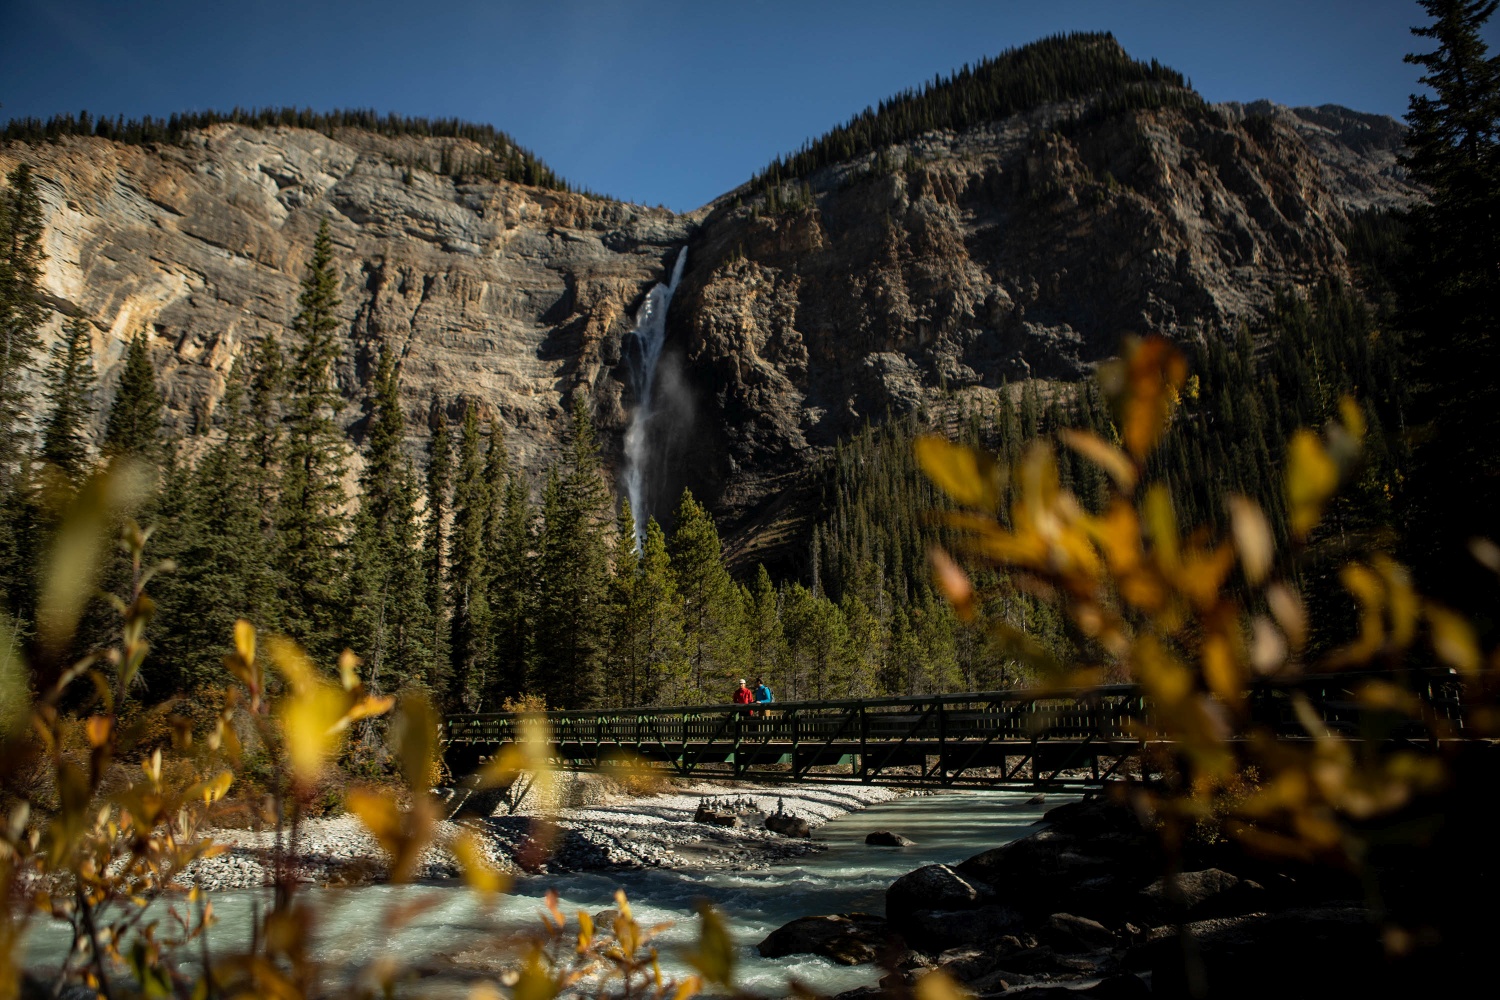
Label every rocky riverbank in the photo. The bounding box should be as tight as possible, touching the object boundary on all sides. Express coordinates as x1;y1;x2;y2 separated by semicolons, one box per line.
760;788;1484;999
183;778;907;891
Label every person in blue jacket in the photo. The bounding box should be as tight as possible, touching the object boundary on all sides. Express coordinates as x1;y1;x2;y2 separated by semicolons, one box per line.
753;679;774;711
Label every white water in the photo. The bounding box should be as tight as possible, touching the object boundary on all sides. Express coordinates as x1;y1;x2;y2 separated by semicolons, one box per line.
23;790;1066;997
622;248;688;548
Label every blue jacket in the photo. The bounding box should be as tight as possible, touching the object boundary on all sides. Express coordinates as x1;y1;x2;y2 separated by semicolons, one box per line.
753;684;773;703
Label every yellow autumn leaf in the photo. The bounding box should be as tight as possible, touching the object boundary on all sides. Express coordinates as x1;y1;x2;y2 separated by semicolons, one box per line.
1134;636;1192;707
1228;495;1273;585
338;649;361;691
395;692;438;794
914;969;971;1000
279;682;346;785
1427;604;1480;674
1059;428;1137;493
914;436;1003;510
1286;430;1338;538
687;903;735;987
233;619;256;666
513;948;560;1000
929;547;974;619
453;831;508;898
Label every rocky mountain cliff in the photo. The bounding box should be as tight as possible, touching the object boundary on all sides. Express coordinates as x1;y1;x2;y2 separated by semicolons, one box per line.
0;39;1424;569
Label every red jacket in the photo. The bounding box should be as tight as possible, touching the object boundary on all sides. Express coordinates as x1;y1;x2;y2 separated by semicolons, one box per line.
733;686;753;705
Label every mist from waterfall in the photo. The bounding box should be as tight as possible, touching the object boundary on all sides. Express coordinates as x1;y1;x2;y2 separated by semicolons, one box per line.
622;247;688;549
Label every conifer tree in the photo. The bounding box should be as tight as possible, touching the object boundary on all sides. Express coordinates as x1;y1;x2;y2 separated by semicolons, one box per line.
40;317;95;480
0;164;47;484
1400;0;1500;603
276;219;349;660
487;465;532;702
668;488;746;698
745;565;786;698
531;398;612;709
154;357;271;688
637;516;688;704
102;333;164;463
424;408;453;698
348;345;433;694
450;401;494;708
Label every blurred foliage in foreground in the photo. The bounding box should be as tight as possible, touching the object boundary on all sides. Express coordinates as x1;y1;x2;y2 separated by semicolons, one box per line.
0;468;737;1000
919;334;1499;948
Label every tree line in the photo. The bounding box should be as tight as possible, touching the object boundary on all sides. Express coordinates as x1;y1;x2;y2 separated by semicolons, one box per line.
1;106;584;195
745;31;1201;205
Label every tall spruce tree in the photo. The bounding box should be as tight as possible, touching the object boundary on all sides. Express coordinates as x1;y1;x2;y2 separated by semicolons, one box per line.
0;164;47;484
668;488;745;699
607;503;687;707
40;317;95;480
102;333;164;463
1400;0;1500;608
531;398;612;709
487;465;532;702
637;516;688;704
744;565;786;698
154;357;272;688
449;401;494;709
276;218;349;660
424;407;453;698
348;345;433;694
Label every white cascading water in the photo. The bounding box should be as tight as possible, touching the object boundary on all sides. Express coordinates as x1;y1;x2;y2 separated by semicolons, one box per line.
622;247;688;548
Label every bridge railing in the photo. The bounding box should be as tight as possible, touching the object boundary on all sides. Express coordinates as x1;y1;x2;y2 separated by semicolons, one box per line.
443;669;1471;751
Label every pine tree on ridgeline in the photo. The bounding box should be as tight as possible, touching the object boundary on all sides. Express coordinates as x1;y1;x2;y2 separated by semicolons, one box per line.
275;218;350;661
102;333;165;465
40;317;96;481
531;398;612;709
424;406;453;699
348;345;433;694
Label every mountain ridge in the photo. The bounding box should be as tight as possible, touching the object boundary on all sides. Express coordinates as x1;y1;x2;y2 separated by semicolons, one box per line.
0;35;1425;569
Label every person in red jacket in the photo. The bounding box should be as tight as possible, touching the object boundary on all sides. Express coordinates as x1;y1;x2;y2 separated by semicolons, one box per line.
733;679;753;707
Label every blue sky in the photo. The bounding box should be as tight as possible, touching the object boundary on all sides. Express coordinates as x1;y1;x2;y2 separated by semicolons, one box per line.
3;1;1495;211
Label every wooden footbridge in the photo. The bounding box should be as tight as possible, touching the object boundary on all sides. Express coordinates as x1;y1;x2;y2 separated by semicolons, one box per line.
443;672;1470;789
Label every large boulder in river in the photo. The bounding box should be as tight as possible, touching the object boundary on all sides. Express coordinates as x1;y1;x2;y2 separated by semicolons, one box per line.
1039;912;1118;953
866;831;916;847
1135;906;1384;999
956;795;1157;920
757;913;892;965
1136;869;1266;923
887;865;985;920
902;904;1024;951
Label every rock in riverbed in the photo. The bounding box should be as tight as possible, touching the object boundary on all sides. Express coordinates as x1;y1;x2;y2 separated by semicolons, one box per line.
757;913;892;965
693;803;742;827
887;865;986;923
765;810;812;838
866;831;916;847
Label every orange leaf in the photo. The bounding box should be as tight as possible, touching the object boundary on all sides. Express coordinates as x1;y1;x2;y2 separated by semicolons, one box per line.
914;436;1003;510
1059;428;1137;493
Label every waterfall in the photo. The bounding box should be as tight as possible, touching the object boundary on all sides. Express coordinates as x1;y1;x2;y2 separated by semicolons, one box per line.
622;247;688;548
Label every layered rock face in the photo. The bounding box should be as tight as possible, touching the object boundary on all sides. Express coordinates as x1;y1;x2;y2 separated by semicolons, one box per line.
0;124;688;481
665;99;1423;547
0;87;1421;560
